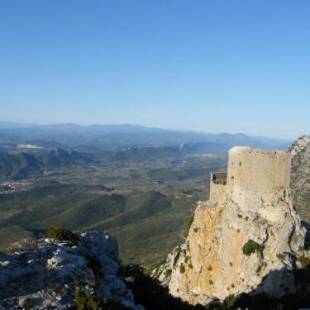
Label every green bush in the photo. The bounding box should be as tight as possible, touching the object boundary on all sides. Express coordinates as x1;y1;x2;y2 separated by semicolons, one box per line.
180;263;186;273
75;288;98;310
47;227;78;245
75;288;127;310
242;240;264;256
256;264;262;274
165;269;172;277
298;244;310;252
298;256;310;268
223;294;236;308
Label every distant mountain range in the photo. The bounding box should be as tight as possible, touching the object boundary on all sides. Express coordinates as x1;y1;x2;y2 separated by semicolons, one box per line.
0;122;293;181
0;123;291;150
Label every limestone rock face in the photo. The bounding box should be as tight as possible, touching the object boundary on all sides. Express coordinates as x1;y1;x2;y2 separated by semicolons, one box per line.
290;135;310;222
156;147;308;305
0;231;142;310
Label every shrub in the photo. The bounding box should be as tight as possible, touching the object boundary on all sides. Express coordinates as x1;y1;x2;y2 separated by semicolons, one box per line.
223;294;236;308
242;240;264;256
75;288;127;310
207;265;212;271
180;263;185;273
165;269;172;277
298;256;310;268
256;264;262;274
299;244;310;251
75;288;98;310
47;227;78;244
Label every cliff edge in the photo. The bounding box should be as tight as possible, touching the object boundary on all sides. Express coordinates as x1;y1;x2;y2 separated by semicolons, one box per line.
154;146;309;305
290;135;310;222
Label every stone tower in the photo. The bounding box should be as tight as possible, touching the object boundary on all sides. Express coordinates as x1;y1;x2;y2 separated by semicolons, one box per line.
227;146;291;193
210;147;291;211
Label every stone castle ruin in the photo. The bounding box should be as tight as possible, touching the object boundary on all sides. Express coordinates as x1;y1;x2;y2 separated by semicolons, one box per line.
157;146;308;305
210;146;291;201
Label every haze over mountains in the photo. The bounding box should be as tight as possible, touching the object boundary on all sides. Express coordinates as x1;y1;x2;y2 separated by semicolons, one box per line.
0;122;290;149
0;123;291;182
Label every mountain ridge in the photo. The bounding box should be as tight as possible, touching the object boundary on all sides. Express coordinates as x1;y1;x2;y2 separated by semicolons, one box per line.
0;123;290;150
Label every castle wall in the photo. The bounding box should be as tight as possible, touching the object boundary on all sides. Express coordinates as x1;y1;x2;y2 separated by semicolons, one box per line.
226;146;291;193
210;183;226;202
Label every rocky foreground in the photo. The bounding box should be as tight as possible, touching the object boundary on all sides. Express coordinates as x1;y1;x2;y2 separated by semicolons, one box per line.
0;230;142;309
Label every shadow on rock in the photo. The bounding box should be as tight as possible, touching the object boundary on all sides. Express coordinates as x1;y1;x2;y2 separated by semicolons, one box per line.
121;264;310;310
120;264;205;310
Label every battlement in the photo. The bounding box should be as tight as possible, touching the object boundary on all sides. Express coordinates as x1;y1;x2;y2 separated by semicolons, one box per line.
211;172;227;185
226;146;291;193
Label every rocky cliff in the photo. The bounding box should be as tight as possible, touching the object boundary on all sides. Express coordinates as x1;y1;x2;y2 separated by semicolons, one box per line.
290;135;310;222
0;231;142;309
154;146;310;306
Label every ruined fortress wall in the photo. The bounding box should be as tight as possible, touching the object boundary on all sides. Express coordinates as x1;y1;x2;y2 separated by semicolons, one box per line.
210;183;226;202
226;146;291;193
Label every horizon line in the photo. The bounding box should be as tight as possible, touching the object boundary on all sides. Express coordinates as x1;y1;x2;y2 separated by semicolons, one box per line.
0;120;294;141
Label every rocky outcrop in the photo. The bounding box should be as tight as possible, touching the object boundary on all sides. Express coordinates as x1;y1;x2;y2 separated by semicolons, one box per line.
0;231;142;309
290;135;310;222
155;146;309;305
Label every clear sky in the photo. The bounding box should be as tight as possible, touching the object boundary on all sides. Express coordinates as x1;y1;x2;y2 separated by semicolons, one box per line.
1;1;309;138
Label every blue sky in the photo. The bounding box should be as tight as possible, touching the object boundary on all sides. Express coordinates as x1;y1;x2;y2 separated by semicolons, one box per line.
0;1;309;138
